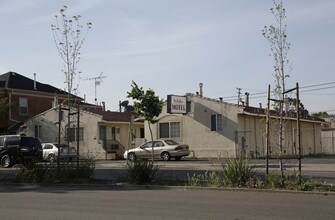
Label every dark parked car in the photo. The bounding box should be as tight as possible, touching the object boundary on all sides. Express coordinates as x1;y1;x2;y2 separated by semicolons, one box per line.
0;135;43;168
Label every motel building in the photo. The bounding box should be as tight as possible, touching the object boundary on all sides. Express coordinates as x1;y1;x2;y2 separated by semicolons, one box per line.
145;89;323;159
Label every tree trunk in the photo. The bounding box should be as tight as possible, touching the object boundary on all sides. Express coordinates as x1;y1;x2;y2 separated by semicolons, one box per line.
148;123;154;163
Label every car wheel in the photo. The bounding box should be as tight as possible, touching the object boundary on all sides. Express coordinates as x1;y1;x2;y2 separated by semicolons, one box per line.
174;156;182;161
128;153;136;161
48;154;55;163
0;155;12;168
161;152;171;161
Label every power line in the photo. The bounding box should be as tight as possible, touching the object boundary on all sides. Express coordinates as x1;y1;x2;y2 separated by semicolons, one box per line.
301;86;335;93
214;81;335;102
300;81;335;89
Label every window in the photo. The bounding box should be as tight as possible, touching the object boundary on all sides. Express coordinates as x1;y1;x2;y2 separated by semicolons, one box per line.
19;97;28;115
211;114;223;131
140;128;145;138
34;125;42;139
43;144;53;150
67;127;84;142
112;127;120;141
141;141;153;149
170;122;180;138
68;128;75;141
154;141;164;147
159;123;169;138
159;122;180;138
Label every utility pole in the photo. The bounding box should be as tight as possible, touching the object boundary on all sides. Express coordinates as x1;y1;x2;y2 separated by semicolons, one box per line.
284;82;302;184
266;84;270;176
296;82;302;184
237;87;241;105
85;72;107;105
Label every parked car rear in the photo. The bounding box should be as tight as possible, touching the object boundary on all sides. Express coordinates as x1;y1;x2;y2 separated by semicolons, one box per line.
0;135;43;168
42;143;77;162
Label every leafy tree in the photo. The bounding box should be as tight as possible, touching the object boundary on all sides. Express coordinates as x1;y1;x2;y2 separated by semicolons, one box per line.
0;98;12;133
312;112;335;118
286;97;308;116
127;81;163;162
262;0;291;186
0;98;11;119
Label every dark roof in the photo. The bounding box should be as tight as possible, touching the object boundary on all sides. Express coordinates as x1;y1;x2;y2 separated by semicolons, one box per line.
243;106;324;122
100;111;140;123
0;71;68;95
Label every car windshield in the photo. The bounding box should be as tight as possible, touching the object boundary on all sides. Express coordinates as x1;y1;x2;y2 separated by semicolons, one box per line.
164;140;179;145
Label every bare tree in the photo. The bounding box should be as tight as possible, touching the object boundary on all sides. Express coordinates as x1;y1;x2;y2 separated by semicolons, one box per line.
51;6;91;146
262;0;291;186
51;5;92;102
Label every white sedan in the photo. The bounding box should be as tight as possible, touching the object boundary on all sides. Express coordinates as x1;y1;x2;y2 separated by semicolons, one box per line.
42;143;77;162
124;140;190;161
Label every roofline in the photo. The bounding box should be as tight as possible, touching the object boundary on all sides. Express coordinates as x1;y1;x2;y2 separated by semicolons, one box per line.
239;111;324;124
0;88;69;99
99;120;143;125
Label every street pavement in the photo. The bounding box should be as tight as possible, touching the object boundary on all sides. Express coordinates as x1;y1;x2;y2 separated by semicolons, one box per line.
0;184;334;219
93;158;335;184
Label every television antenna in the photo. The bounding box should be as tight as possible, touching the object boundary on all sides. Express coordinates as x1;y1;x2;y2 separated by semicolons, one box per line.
85;72;107;105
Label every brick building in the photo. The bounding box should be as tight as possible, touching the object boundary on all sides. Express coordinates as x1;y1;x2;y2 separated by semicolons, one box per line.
0;72;74;134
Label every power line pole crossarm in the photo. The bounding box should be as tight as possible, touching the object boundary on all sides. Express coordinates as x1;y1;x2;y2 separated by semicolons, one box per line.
85;72;107;105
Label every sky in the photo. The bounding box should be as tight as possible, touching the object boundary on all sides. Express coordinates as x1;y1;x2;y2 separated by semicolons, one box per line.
0;0;334;113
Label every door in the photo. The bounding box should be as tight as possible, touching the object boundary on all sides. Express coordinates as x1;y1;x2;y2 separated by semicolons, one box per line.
99;126;107;148
153;141;165;157
138;141;153;158
112;127;120;141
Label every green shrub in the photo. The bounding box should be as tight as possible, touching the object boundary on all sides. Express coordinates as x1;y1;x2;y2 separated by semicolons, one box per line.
11;158;95;184
187;171;223;187
220;157;257;187
265;173;283;189
125;159;160;185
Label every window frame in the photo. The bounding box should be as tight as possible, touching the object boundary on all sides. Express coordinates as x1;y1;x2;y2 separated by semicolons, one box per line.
67;127;84;142
19;97;28;115
159;122;181;139
211;114;223;132
34;125;42;139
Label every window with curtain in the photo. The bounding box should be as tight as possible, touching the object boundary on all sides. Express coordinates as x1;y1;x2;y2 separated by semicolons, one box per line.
211;114;223;132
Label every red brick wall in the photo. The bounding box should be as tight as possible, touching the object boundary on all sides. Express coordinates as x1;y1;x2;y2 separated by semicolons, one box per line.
10;94;65;122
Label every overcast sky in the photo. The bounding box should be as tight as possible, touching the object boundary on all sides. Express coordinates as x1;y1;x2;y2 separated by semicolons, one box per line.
0;0;334;113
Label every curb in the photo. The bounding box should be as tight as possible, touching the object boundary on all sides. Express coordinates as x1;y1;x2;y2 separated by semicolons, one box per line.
1;182;334;196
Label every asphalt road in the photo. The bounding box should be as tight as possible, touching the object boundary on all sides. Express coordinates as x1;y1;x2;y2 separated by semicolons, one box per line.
0;185;334;220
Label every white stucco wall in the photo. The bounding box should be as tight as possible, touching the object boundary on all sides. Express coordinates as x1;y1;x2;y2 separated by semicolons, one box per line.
146;95;241;158
237;113;323;158
21;106;107;159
